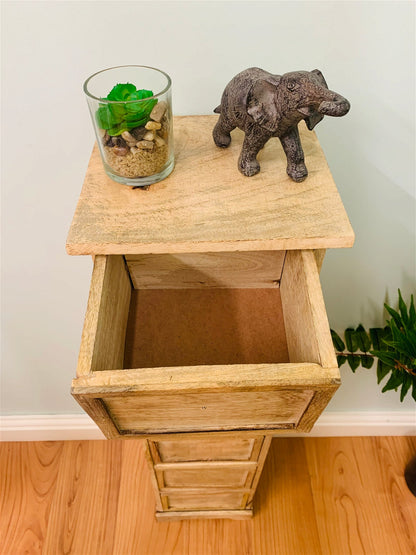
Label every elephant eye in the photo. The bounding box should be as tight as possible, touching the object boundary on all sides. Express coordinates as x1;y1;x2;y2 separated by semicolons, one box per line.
287;81;299;91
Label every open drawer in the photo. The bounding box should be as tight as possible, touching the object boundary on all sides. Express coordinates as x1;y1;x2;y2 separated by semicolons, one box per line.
71;250;340;438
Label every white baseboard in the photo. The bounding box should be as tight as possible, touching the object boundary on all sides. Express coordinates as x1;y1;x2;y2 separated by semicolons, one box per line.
0;414;106;442
1;412;415;442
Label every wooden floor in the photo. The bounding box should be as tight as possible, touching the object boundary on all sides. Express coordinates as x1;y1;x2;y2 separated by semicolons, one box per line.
1;437;415;555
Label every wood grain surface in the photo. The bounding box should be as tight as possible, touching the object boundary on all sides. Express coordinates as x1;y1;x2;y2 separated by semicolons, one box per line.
152;437;258;462
125;251;286;289
1;437;415;555
66;116;354;255
102;389;314;434
76;255;131;377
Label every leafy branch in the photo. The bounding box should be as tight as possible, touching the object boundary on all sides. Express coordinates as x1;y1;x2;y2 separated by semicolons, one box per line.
331;290;416;402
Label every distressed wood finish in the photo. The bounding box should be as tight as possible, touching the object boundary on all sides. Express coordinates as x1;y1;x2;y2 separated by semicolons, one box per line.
101;389;314;435
71;247;340;442
313;248;326;273
125;251;285;289
153;437;259;462
162;490;247;511
144;433;273;519
246;437;273;508
72;363;338;395
66;116;354;256
76;255;131;377
155;509;253;521
280;250;337;369
155;461;257;488
67;114;353;519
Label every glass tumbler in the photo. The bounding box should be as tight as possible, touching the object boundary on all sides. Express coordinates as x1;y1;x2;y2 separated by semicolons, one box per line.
84;65;174;187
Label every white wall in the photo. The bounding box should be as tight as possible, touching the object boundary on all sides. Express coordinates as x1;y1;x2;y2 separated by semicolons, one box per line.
1;1;415;415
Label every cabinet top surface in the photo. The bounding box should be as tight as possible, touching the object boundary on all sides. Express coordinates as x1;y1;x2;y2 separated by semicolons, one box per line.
66;115;354;255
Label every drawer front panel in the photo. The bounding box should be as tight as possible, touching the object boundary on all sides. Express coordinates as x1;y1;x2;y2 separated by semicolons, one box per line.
102;389;314;434
125;251;285;289
157;464;255;488
155;438;257;462
163;491;246;511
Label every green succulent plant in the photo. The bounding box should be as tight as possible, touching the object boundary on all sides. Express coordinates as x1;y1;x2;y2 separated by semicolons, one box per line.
331;290;416;401
96;83;157;136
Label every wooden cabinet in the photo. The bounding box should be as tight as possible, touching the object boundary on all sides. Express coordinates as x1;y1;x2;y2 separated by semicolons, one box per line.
67;115;354;520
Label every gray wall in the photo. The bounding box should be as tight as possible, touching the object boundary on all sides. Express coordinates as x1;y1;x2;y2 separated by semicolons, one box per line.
2;1;415;415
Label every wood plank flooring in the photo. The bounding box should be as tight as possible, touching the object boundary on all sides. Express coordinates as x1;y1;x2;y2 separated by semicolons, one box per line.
1;437;415;555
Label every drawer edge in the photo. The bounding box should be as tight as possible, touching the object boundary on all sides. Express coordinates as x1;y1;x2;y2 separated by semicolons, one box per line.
71;362;340;397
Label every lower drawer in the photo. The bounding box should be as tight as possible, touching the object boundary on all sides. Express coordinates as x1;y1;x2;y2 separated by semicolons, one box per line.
71;249;340;438
156;462;256;488
153;437;260;462
163;491;246;511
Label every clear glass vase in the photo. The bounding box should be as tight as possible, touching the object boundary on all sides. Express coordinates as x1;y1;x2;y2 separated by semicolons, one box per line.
84;65;174;187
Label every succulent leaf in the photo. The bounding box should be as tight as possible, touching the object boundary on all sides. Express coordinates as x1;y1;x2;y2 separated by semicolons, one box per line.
96;84;157;136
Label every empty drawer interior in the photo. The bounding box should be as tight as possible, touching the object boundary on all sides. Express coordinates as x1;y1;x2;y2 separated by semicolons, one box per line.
73;249;337;435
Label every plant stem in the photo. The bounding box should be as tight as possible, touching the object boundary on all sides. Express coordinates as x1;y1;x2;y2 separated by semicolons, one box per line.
336;352;416;376
394;360;416;376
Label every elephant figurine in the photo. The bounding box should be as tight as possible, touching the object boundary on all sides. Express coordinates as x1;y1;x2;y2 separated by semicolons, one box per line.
213;67;350;181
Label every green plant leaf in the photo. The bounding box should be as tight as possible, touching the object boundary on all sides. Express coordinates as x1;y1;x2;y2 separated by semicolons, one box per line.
398;289;409;327
360;354;374;369
369;328;383;351
125;116;149;128
412;379;416;402
331;329;345;352
384;303;402;329
381;370;403;393
345;328;358;353
337;355;347;367
400;374;412;401
383;336;416;359
347;354;360;372
96;84;157;135
96;105;113;129
371;349;396;366
107;83;137;101
356;324;371;352
370;328;384;351
106;123;126;136
108;103;126;122
377;360;391;383
409;294;415;327
382;325;393;344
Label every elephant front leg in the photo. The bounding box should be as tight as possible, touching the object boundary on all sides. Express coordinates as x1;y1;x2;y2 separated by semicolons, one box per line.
279;127;308;182
213;114;236;148
238;127;269;177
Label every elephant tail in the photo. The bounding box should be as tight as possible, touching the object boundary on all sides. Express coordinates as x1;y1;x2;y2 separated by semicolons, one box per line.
213;105;221;114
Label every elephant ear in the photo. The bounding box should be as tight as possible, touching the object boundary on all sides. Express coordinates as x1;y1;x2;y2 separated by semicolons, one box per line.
298;70;328;130
311;69;328;89
247;79;279;132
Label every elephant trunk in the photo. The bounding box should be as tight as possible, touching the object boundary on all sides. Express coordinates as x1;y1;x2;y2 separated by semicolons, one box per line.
318;91;350;117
